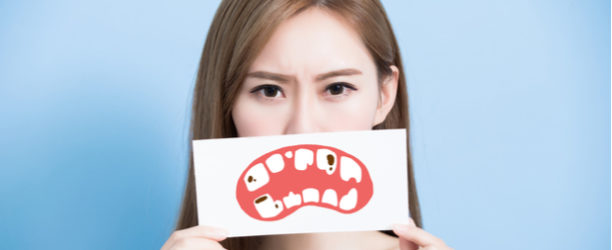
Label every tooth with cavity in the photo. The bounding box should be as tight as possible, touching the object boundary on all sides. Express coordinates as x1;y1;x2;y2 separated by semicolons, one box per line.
321;189;338;207
339;188;358;211
316;149;337;175
302;188;319;203
244;163;270;191
253;194;283;218
340;156;362;183
265;153;284;173
282;191;302;209
294;148;313;171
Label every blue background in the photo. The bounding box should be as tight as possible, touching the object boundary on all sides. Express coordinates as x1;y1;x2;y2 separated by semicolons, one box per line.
0;0;609;249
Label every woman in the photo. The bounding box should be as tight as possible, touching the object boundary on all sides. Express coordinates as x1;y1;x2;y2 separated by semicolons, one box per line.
163;0;452;249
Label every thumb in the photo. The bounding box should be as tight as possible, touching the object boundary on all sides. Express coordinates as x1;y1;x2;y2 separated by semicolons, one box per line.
400;238;419;250
397;218;419;250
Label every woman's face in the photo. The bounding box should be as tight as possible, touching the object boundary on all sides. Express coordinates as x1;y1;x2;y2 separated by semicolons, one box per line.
232;8;398;137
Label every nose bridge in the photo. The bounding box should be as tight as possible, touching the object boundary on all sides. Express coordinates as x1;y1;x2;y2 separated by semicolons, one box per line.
284;80;317;134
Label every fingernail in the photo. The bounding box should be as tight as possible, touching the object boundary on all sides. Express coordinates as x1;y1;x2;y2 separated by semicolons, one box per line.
392;224;408;234
213;228;229;239
407;217;416;227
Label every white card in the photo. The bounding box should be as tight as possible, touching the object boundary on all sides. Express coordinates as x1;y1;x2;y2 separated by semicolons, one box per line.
192;129;410;237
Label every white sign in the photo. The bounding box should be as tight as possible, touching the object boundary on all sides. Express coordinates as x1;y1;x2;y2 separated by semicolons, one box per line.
192;129;410;237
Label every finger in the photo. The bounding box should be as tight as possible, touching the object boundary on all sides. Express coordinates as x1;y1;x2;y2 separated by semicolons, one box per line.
170;237;227;250
392;224;443;247
399;236;419;250
397;218;418;250
397;218;416;250
172;226;229;242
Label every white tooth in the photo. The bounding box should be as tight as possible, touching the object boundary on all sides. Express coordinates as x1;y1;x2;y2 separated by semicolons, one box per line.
294;149;313;171
265;153;284;173
316;149;337;175
244;163;270;191
302;188;319;203
285;151;293;158
340;156;362;183
253;194;283;218
321;189;338;207
339;188;358;211
282;191;302;209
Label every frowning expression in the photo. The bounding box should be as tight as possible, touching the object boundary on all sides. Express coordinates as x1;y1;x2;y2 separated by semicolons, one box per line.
232;7;397;136
231;7;399;221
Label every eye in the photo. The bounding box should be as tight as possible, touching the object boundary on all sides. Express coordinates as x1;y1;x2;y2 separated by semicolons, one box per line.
250;84;284;98
325;82;357;96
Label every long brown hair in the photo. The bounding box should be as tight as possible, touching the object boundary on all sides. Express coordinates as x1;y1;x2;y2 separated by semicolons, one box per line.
176;0;422;248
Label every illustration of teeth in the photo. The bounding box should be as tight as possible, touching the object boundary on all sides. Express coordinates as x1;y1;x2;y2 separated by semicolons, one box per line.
244;163;270;191
302;188;319;203
253;194;283;218
294;148;313;171
339;188;358;211
340;156;362;183
282;191;302;209
265;154;284;173
321;189;338;207
316;149;337;175
237;144;376;221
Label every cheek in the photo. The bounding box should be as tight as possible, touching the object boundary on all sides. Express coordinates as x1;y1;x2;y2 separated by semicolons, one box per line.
232;96;288;137
320;91;379;130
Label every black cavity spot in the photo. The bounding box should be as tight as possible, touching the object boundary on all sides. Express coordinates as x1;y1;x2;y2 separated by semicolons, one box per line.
255;195;268;204
327;154;335;165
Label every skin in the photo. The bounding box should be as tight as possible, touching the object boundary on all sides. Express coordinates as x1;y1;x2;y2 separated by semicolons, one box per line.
162;7;451;250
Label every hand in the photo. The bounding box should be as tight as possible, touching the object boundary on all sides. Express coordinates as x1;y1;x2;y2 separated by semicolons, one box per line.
393;218;453;250
161;225;229;250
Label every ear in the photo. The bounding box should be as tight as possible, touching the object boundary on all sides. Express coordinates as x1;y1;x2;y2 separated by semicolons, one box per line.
373;65;399;126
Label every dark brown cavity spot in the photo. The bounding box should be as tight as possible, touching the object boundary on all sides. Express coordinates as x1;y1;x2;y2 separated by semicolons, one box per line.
327;154;335;165
275;204;279;208
247;176;254;183
255;195;267;204
329;167;333;171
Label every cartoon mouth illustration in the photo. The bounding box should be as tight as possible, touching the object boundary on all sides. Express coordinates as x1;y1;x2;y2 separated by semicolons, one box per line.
236;144;373;221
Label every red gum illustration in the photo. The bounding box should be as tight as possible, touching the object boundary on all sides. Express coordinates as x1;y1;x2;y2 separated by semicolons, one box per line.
236;144;373;221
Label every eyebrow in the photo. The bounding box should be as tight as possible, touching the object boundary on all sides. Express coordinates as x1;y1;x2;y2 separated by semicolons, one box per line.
246;68;362;82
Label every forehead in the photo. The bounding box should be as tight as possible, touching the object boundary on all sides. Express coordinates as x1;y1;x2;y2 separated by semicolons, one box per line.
249;7;375;76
